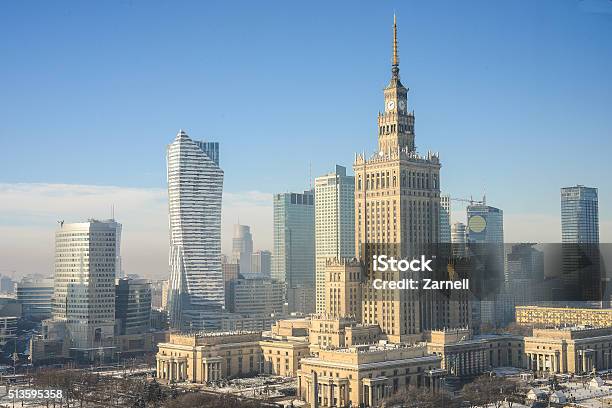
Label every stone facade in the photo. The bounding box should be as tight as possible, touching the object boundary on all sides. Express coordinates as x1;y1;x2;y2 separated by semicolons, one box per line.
523;327;612;374
156;331;309;383
297;342;443;407
260;339;309;378
426;328;524;377
324;259;362;320
516;306;612;328
308;315;381;351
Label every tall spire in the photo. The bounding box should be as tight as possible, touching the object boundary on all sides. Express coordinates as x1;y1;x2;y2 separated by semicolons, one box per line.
392;14;399;78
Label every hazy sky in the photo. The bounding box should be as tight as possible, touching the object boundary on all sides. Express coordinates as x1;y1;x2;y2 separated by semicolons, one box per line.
1;0;611;279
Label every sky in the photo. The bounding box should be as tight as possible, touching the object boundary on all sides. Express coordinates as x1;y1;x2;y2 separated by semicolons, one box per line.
1;0;611;279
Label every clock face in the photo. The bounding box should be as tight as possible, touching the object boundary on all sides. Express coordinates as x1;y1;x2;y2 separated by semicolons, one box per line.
399;100;406;110
468;215;487;233
387;100;395;110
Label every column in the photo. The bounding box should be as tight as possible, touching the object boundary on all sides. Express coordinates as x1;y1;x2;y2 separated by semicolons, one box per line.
587;353;592;373
550;354;554;373
481;350;486;372
467;351;472;374
527;354;532;370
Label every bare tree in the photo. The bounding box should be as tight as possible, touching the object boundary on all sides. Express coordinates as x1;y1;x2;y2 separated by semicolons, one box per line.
461;375;518;408
382;386;458;408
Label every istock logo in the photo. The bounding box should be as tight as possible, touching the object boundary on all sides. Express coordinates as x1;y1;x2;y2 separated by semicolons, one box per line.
372;255;434;272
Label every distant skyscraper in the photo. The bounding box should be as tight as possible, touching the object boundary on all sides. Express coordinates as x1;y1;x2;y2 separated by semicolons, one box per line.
16;276;54;320
272;190;315;313
0;276;15;294
115;278;151;335
451;222;467;245
439;194;451;243
225;278;285;315
466;204;505;326
251;250;272;278
561;185;601;305
53;219;121;359
232;224;253;275
314;165;355;313
167;130;224;330
451;222;467;257
466;204;504;244
222;257;240;282
561;185;599;243
505;243;544;307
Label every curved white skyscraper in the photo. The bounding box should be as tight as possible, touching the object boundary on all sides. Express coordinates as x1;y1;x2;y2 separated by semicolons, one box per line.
167;130;224;330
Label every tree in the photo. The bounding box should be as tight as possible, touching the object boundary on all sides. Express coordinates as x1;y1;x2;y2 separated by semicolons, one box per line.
382;387;458;408
146;378;165;406
461;375;518;408
162;392;266;408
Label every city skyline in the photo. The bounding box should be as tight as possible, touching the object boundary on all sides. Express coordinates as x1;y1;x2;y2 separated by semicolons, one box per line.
0;7;611;405
2;0;612;279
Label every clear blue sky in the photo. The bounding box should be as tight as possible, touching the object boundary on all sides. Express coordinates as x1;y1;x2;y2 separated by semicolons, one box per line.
1;0;611;219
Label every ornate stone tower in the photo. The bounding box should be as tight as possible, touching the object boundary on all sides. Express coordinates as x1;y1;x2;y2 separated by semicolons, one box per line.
354;16;442;342
378;15;415;154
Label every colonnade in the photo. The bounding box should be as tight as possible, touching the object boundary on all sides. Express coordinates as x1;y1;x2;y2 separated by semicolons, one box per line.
157;357;187;382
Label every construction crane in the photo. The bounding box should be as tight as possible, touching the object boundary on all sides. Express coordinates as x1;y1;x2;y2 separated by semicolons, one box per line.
450;195;486;206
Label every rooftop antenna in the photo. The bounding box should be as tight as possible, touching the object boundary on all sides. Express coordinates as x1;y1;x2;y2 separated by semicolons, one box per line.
309;161;312;191
111;204;115;220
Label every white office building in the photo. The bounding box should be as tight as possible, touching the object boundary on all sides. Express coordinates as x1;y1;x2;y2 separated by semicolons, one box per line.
167;130;224;330
440;194;451;243
314;165;355;313
52;219;121;359
232;224;253;276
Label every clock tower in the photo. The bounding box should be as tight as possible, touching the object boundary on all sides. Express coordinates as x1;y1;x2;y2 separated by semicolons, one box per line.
378;15;415;154
354;15;444;342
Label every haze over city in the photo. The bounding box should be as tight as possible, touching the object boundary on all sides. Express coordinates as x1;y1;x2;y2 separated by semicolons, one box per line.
2;0;612;279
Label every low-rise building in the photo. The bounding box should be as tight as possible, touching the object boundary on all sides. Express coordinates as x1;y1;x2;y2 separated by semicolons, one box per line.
515;306;612;328
156;330;311;383
16;276;54;321
523;326;612;374
260;338;310;377
225;278;285;315
0;316;18;347
426;328;524;377
219;313;283;332
297;342;443;408
30;330;169;364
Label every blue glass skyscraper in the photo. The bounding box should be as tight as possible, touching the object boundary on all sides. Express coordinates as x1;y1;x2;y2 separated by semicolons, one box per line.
561;185;599;244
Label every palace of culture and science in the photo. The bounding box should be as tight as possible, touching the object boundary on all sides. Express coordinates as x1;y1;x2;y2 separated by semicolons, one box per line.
354;15;444;343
